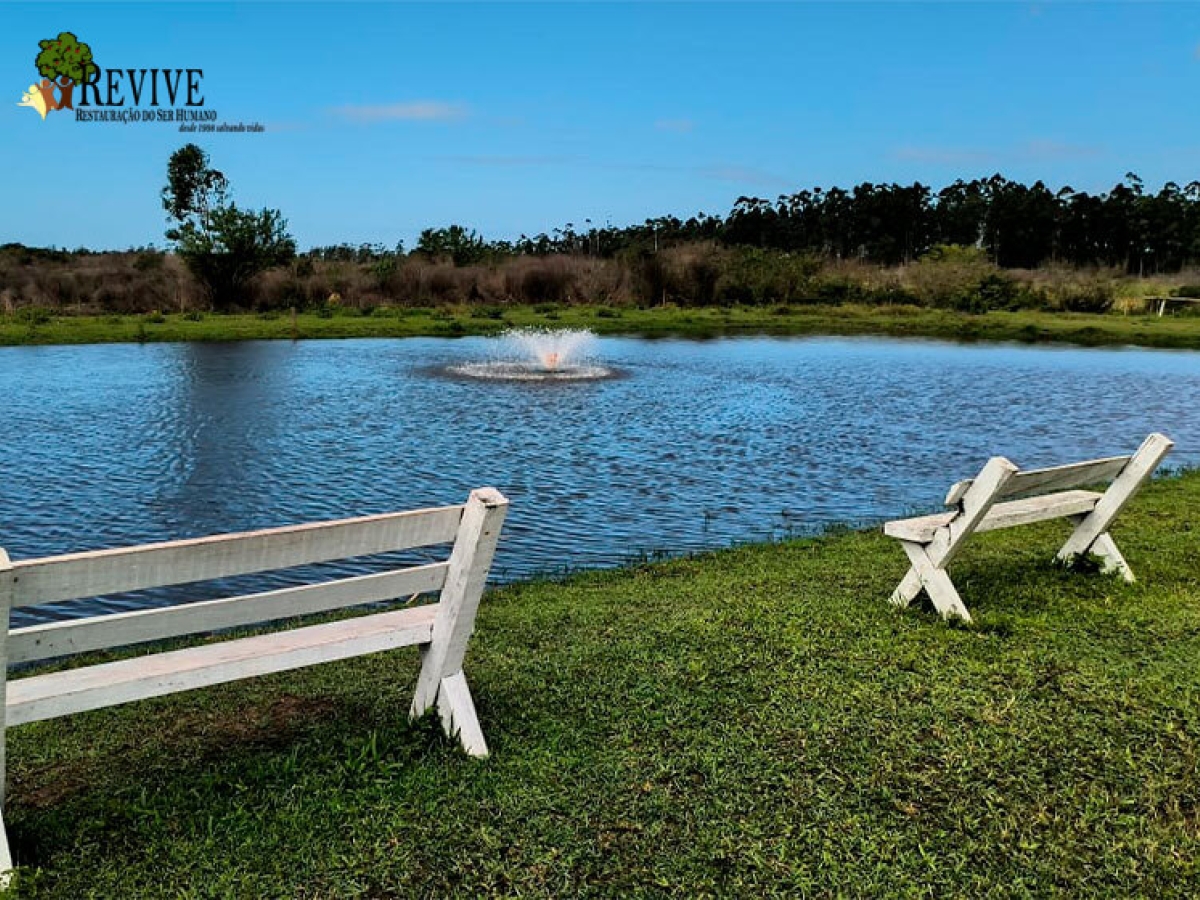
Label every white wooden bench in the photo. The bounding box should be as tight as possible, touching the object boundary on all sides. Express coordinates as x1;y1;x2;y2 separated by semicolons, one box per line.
884;434;1173;622
0;487;509;877
1146;296;1200;317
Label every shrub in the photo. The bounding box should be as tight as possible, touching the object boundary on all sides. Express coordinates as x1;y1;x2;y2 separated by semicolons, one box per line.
905;245;1002;310
1059;282;1115;313
514;259;573;304
631;252;669;305
678;253;721;306
427;267;463;303
16;306;51;325
811;276;863;304
133;250;165;272
864;285;921;306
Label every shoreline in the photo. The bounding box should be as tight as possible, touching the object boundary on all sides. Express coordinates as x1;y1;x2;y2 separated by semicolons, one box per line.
3;304;1200;350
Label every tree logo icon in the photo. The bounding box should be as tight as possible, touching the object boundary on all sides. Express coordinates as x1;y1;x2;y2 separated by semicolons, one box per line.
18;32;97;120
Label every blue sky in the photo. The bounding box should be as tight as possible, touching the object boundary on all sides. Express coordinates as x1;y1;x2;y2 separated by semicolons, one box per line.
2;2;1198;250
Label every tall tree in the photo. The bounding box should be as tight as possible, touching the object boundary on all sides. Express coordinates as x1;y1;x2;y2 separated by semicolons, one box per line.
163;144;295;310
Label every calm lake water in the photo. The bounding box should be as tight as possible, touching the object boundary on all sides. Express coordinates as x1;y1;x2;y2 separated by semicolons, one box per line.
2;335;1198;624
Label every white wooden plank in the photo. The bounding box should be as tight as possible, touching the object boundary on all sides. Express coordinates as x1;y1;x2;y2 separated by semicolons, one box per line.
0;813;10;884
945;455;1129;506
900;540;971;622
886;457;1013;622
887;490;1102;543
6;604;439;726
979;490;1101;532
885;512;956;543
8;562;449;665
925;456;1017;569
888;568;923;608
411;488;509;719
943;478;974;508
1058;433;1173;560
6;505;463;609
436;670;489;758
1001;456;1130;500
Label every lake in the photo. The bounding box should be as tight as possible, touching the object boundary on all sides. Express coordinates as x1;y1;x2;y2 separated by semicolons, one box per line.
3;335;1197;624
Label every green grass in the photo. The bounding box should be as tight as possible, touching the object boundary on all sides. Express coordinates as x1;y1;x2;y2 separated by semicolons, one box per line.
5;472;1199;896
3;304;1200;349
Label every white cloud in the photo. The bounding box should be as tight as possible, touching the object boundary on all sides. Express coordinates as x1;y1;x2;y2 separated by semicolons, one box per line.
330;101;467;123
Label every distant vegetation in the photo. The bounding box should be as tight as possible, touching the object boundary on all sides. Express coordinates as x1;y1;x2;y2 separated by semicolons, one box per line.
2;158;1200;318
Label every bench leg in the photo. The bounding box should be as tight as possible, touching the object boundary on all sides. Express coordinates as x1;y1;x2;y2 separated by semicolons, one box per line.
0;813;10;886
1057;518;1135;583
1089;533;1135;582
1057;433;1171;566
409;489;508;759
435;670;488;757
900;541;972;622
411;656;489;758
888;456;1015;620
888;568;923;608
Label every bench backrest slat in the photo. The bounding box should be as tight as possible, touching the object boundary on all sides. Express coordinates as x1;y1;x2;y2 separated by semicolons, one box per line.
1002;455;1132;500
5;505;463;610
944;455;1131;507
7;561;450;665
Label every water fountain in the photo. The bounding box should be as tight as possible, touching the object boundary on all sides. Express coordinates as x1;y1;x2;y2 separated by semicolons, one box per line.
449;328;614;381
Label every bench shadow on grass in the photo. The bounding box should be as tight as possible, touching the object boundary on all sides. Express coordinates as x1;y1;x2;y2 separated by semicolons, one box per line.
5;671;462;873
905;547;1144;637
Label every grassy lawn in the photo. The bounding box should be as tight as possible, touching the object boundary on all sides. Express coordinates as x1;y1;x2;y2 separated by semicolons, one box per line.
4;472;1198;896
3;304;1200;350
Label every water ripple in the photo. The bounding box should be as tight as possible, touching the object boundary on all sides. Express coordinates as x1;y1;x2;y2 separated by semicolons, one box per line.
1;335;1198;625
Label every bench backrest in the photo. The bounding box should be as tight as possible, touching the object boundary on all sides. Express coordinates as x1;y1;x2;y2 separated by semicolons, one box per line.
943;433;1173;508
0;489;505;666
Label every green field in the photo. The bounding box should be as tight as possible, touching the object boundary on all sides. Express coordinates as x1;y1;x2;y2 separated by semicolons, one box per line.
5;471;1198;896
3;304;1200;350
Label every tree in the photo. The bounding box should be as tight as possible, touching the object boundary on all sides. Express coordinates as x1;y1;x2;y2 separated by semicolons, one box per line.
163;144;296;310
172;206;296;308
416;225;487;265
163;144;228;227
34;32;97;112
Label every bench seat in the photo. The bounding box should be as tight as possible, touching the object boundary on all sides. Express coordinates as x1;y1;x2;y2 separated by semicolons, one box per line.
7;603;439;727
883;489;1103;543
